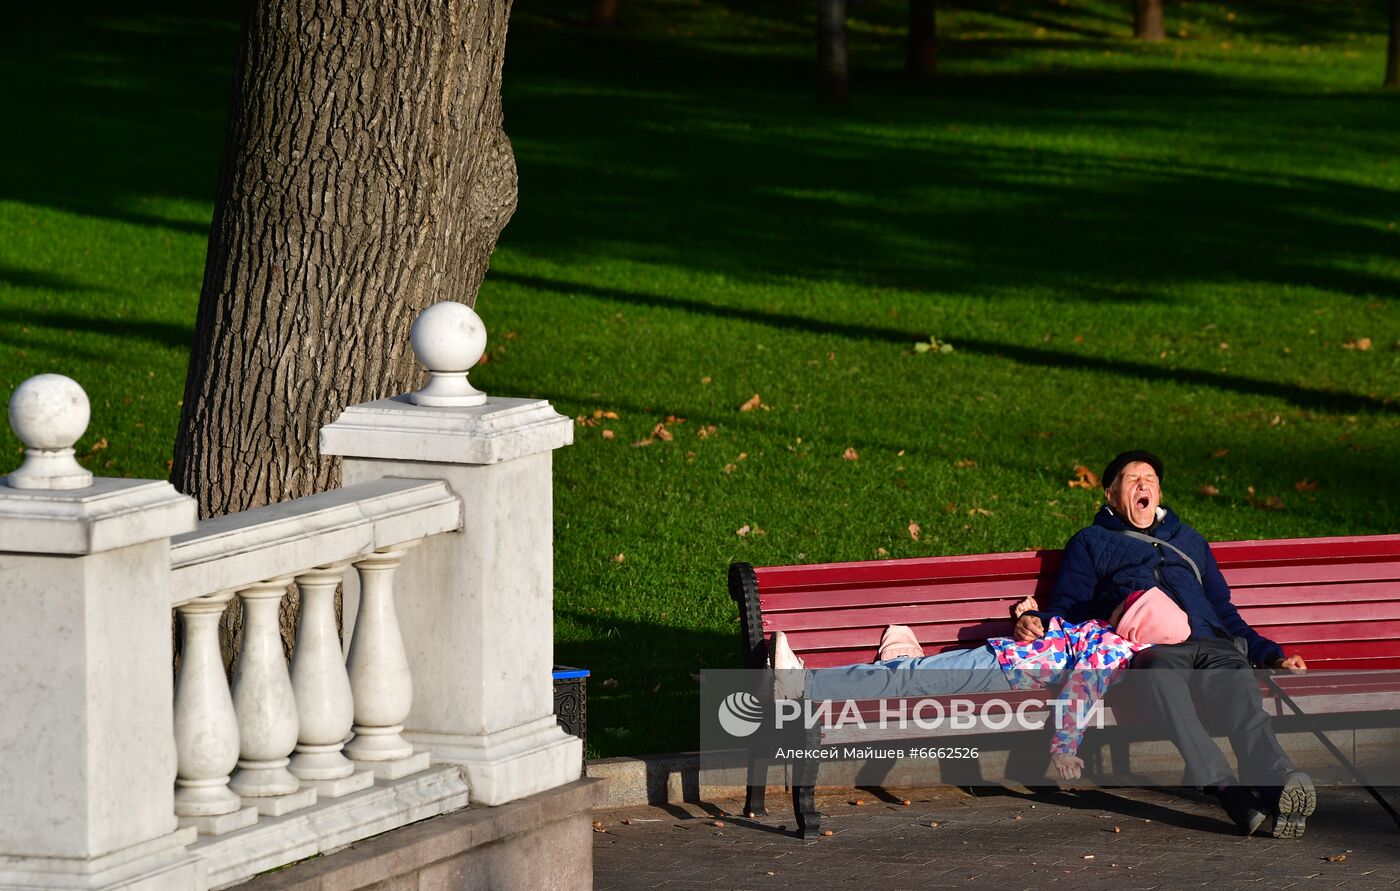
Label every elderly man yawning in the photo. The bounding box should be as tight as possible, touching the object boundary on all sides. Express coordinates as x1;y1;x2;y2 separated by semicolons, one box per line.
1015;450;1315;839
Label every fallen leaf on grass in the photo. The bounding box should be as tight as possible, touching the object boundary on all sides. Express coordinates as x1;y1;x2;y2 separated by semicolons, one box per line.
1323;853;1348;862
1247;486;1286;511
968;507;993;517
575;415;599;428
1067;465;1101;489
595;410;620;420
876;547;889;556
601;429;615;440
723;463;736;473
611;553;625;563
700;376;712;385
1197;484;1220;497
652;423;673;442
633;437;654;447
843;447;859;461
664;415;685;425
696;424;719;439
955;459;977;468
736;524;751;537
1295;479;1320;492
1342;338;1372;351
908;522;921;542
1211;448;1229;458
602;678;618;689
739;394;762;412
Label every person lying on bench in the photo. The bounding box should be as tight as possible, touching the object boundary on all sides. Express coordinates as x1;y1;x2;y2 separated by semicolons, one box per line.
770;587;1186;781
1013;449;1315;839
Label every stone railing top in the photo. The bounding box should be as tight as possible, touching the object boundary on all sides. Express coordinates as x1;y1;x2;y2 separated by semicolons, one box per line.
5;373;94;490
408;301;488;407
168;477;462;606
322;301;572;465
2;374;196;554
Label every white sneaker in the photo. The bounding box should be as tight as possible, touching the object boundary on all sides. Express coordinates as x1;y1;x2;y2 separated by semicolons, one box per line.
770;631;806;700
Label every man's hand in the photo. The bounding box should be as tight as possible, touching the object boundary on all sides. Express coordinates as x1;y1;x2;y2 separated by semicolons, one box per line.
1051;753;1084;780
1013;613;1044;642
1270;653;1307;673
1012;595;1039;618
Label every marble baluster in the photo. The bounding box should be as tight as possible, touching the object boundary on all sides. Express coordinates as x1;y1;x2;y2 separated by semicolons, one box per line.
289;563;373;797
173;591;258;835
345;547;430;778
228;577;317;815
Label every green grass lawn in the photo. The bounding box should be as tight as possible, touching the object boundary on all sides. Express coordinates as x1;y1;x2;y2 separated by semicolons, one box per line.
3;0;1398;757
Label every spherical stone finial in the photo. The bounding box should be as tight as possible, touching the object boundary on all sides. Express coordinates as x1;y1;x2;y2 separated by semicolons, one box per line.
6;373;94;490
408;301;488;407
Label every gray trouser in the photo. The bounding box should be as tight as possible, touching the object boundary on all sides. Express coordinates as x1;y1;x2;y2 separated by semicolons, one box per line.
1126;637;1293;788
806;643;1014;701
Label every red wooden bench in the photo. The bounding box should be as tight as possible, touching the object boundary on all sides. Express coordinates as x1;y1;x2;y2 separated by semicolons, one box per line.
729;533;1400;836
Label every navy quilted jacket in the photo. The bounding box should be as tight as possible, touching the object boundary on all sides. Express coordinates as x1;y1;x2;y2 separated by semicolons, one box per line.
1042;505;1284;667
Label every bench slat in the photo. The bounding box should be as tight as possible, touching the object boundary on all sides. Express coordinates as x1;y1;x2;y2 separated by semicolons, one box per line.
1211;534;1400;563
754;551;1057;591
1223;559;1400;587
758;577;1047;613
762;602;1023;633
1231;580;1400;606
1240;600;1400;626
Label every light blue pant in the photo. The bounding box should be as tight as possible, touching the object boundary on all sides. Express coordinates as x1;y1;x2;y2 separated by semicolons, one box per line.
805;643;1014;701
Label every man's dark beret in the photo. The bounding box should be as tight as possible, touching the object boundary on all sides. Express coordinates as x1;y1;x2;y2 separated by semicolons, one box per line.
1102;450;1164;489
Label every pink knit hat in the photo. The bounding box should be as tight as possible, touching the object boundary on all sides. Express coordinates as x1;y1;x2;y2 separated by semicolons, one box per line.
1115;587;1189;645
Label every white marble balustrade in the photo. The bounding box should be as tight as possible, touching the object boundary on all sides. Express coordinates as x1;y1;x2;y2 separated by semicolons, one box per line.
1;302;576;891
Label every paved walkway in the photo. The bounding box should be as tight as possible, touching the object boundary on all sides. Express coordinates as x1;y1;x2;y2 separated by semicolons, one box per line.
594;785;1400;889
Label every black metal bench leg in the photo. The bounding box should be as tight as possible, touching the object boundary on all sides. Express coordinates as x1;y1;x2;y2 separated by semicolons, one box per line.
744;750;769;817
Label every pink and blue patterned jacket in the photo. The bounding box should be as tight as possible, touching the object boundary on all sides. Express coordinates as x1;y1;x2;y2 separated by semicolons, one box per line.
989;617;1148;756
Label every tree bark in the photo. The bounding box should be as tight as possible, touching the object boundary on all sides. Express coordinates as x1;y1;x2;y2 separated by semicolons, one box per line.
593;0;620;28
905;0;937;78
816;0;850;106
1386;0;1400;89
1133;0;1166;41
172;0;518;659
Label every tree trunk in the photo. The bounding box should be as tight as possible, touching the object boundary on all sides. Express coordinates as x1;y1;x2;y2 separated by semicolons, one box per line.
1386;0;1400;89
172;0;518;660
1133;0;1166;41
816;0;850;106
593;0;620;29
905;0;937;78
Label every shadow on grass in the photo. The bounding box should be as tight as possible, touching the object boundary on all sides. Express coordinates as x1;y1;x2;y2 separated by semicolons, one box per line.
495;270;1397;416
2;2;235;231
556;610;736;757
0;304;193;350
497;24;1400;315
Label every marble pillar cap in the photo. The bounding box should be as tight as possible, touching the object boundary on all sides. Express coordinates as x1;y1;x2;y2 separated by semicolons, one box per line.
409;302;488;407
6;373;94;490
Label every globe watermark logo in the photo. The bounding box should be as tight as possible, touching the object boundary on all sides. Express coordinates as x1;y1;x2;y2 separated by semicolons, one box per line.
717;691;765;738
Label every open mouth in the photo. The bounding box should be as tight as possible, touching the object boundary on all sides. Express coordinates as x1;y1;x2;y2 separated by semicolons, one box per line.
1136;495;1151;510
